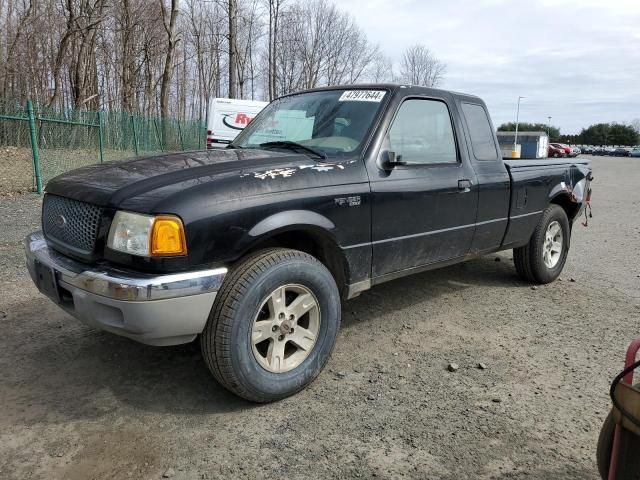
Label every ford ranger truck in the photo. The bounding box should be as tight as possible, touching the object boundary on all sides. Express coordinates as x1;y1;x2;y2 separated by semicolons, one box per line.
25;85;593;402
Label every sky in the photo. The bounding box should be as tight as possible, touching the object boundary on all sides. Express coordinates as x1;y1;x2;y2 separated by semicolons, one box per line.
338;0;640;134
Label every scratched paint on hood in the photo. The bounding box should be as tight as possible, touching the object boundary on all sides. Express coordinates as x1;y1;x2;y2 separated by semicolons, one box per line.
251;168;298;180
299;163;345;172
244;162;347;180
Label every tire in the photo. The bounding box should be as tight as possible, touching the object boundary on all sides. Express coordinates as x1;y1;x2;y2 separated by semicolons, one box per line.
201;248;341;402
597;407;640;480
513;204;570;283
553;153;560;158
597;411;615;480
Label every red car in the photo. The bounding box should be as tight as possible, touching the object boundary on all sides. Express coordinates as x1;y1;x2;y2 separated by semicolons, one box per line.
548;143;568;157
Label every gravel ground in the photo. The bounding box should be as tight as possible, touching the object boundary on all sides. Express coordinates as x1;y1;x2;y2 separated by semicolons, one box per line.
1;156;639;480
0;146;35;194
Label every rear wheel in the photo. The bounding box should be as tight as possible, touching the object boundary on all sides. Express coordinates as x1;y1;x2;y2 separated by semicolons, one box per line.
201;248;341;402
514;204;570;283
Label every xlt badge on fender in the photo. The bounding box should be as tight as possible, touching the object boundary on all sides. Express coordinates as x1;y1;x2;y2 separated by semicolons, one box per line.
334;196;361;207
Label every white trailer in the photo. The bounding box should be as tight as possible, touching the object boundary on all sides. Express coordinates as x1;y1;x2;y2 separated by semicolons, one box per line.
206;98;268;148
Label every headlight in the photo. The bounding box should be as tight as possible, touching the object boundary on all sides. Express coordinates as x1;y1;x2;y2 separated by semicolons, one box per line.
107;211;187;257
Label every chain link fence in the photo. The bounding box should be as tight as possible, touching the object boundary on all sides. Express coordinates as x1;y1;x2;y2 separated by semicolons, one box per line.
0;98;206;194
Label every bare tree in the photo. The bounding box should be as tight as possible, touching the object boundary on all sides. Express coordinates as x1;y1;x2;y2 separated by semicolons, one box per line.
399;44;446;88
71;0;108;108
271;0;378;96
185;0;224;120
1;0;33;99
227;0;237;98
0;0;433;121
235;0;263;99
48;1;78;107
366;55;395;83
159;0;180;119
266;0;284;101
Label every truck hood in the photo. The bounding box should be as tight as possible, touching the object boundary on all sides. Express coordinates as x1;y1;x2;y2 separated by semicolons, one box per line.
45;148;365;213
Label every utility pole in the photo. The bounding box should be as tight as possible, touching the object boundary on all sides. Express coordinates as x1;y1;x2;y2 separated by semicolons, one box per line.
547;116;552;139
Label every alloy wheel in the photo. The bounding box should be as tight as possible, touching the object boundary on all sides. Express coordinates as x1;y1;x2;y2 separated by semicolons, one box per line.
542;220;563;268
251;284;321;373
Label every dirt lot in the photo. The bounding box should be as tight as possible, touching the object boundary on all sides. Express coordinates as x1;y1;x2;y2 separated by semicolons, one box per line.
0;146;35;194
1;156;638;480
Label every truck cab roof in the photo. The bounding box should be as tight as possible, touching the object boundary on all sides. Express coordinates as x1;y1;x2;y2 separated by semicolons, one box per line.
279;83;485;104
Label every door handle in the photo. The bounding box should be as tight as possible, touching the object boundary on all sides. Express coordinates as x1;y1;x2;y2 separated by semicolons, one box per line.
458;179;472;192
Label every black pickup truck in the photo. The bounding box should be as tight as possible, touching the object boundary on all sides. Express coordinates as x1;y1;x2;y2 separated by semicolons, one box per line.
26;84;592;402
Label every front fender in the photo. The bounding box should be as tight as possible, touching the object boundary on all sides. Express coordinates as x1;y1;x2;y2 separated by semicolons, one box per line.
243;210;353;293
248;210;335;238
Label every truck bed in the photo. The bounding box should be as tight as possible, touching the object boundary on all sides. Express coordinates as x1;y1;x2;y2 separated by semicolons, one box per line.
500;157;592;249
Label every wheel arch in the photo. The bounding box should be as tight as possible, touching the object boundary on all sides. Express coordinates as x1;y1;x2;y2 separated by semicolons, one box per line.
549;192;580;222
244;210;350;296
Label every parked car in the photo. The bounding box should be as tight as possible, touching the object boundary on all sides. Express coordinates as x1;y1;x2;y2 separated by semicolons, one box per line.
594;147;606;156
603;147;617;156
548;144;566;157
581;146;594;154
25;84;593;402
613;147;632;157
550;143;572;157
570;146;581;157
594;146;613;156
630;147;640;157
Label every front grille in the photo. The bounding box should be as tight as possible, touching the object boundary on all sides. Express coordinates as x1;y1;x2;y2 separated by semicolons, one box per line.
43;194;103;254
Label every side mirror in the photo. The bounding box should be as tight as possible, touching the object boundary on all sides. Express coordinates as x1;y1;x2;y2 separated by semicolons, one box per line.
380;150;406;170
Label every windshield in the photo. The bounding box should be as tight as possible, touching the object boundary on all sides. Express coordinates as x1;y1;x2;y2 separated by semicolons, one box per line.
230;89;388;157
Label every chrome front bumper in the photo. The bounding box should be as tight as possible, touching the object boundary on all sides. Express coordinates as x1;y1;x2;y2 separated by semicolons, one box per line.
25;231;227;345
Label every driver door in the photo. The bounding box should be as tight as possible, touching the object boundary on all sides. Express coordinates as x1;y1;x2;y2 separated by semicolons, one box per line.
369;95;478;278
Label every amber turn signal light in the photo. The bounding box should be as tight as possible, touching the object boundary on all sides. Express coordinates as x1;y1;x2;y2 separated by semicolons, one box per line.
150;215;187;256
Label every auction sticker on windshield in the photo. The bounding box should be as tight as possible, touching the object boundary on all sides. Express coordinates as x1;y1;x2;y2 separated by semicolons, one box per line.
339;90;386;102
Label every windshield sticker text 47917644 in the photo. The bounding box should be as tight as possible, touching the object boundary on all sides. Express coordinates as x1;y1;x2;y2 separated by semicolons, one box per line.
338;90;386;102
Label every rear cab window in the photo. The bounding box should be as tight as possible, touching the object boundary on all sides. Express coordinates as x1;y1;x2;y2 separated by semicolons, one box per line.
461;102;500;161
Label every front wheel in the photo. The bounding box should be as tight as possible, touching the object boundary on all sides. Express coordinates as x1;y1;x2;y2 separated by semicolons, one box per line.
201;248;341;402
513;204;570;283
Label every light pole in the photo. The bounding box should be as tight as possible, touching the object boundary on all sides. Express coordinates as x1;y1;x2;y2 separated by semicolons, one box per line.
547;116;552;139
514;96;525;156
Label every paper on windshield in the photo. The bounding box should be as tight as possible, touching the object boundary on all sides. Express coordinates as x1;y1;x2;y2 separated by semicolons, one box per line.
338;90;386;102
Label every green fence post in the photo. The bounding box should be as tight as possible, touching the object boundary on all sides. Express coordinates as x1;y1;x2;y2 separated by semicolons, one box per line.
177;120;185;150
26;99;43;194
131;115;139;156
97;110;105;163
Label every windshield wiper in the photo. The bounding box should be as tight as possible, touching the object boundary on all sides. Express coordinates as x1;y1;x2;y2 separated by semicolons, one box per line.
258;141;327;159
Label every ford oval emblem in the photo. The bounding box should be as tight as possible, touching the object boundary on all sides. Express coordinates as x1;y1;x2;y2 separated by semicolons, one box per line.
55;214;67;229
